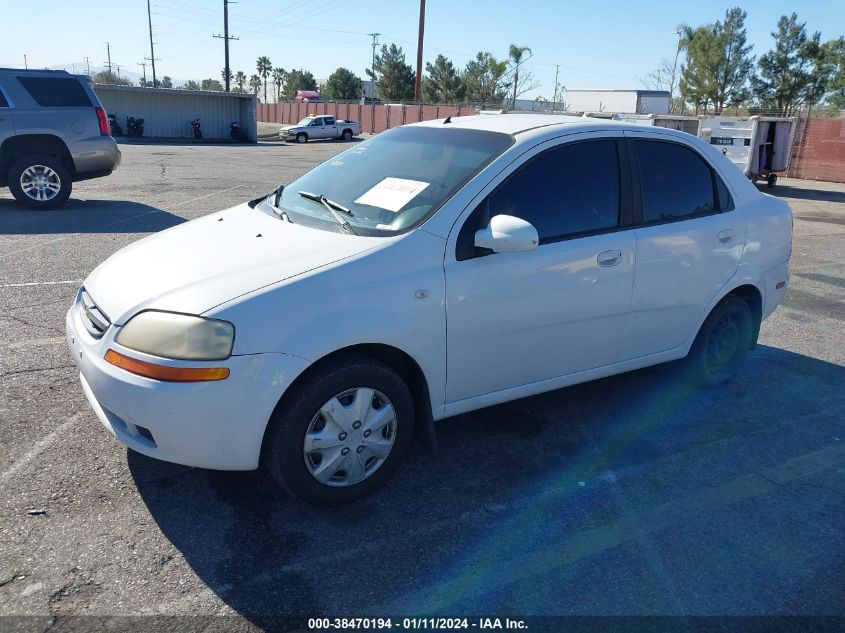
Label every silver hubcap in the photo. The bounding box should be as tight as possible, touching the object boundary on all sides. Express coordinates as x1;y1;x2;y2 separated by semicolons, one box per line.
297;135;306;143
303;387;397;487
20;165;61;201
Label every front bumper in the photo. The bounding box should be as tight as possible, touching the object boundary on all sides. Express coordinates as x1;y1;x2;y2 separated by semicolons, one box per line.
66;293;309;470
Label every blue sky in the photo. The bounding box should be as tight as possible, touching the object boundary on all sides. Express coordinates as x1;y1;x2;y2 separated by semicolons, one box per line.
1;0;843;97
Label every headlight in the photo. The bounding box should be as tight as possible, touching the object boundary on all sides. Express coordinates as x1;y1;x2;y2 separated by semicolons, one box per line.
115;311;235;360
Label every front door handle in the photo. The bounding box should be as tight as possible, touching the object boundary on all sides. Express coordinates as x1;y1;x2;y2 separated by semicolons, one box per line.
718;228;734;244
597;249;622;267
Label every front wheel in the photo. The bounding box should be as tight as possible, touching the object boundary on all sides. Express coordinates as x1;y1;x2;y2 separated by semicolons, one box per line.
296;133;308;144
8;154;72;210
263;354;415;505
685;295;753;387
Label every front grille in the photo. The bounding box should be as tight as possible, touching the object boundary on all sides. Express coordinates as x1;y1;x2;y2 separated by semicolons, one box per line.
79;289;111;338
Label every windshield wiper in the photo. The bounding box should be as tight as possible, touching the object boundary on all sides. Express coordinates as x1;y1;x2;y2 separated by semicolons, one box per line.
270;184;292;223
298;191;357;235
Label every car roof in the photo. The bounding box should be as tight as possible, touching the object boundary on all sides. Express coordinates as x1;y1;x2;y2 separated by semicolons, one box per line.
411;113;628;136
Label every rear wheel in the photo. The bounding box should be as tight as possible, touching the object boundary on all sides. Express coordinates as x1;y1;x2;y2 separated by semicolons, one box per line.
296;133;308;144
341;129;353;141
685;295;753;387
766;173;778;189
8;154;72;210
264;353;415;505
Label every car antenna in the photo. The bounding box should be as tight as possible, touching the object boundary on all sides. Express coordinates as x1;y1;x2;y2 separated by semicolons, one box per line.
443;105;462;125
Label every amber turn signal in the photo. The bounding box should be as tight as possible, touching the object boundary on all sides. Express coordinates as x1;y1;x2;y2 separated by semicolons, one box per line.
104;349;230;382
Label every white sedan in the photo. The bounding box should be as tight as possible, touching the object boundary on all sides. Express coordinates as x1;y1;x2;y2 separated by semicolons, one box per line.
66;114;792;504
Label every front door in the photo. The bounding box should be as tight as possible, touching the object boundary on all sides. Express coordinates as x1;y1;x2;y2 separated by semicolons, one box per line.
444;134;635;404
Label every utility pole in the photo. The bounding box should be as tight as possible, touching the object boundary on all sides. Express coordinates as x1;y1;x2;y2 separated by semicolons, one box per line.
552;64;560;111
213;0;239;92
137;61;147;85
104;42;112;74
413;0;425;103
23;54;27;69
147;0;158;87
669;29;683;112
367;32;380;98
84;57;91;75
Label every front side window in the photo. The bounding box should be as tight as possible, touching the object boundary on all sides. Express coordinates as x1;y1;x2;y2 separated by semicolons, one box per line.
17;76;91;107
636;140;725;222
274;126;513;235
483;140;621;242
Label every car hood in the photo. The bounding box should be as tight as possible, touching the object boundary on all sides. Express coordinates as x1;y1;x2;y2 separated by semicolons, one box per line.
279;125;301;132
84;202;381;325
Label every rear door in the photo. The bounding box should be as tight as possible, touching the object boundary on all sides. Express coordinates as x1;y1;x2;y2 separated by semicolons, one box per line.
623;135;743;358
0;80;14;149
323;116;337;138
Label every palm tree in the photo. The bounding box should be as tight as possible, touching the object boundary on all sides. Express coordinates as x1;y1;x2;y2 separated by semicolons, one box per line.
221;67;233;90
234;71;246;93
249;74;262;96
257;56;272;103
508;44;532;108
271;67;286;102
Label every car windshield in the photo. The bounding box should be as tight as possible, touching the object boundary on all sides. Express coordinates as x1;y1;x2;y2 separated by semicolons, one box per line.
277;126;513;235
296;117;316;126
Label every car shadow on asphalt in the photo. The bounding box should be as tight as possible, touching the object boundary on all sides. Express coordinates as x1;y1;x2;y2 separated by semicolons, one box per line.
766;184;845;203
0;200;185;234
127;345;845;619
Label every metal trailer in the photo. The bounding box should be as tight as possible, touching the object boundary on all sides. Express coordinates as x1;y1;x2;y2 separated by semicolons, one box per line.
610;113;702;137
698;115;796;188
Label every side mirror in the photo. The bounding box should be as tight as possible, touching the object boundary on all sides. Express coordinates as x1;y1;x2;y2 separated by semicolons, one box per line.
474;215;539;253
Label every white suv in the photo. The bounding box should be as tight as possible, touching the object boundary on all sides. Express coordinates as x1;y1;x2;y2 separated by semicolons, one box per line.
66;114;792;504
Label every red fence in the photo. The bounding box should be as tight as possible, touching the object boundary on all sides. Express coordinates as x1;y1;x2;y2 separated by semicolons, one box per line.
790;117;845;183
257;102;477;134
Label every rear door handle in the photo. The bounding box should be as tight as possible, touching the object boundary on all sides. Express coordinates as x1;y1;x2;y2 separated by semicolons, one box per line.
718;229;734;244
597;249;622;267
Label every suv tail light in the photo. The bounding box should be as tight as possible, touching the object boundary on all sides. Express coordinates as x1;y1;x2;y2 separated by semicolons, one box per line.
95;107;109;136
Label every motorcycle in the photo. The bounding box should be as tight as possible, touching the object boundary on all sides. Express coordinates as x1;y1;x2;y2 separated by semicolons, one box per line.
190;118;203;139
126;116;145;138
230;121;249;142
107;113;123;137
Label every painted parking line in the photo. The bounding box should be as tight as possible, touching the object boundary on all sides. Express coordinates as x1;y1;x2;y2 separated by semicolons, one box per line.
0;412;84;484
0;280;82;288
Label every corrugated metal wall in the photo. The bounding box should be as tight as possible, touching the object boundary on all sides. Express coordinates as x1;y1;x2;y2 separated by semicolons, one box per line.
93;85;257;141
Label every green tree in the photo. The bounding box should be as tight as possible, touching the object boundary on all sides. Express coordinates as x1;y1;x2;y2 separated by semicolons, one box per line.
752;13;832;114
422;54;465;103
272;67;286;101
184;80;201;91
508;44;532;107
366;43;415;102
322;67;362;101
282;69;318;100
257;56;272;103
160;76;173;89
463;52;509;106
826;37;845;108
679;7;754;114
249;74;262;95
201;78;224;91
234;71;246;93
92;70;131;86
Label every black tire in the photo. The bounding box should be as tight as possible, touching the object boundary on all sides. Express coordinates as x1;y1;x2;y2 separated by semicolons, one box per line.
341;128;353;141
685;295;754;387
766;174;777;189
264;353;415;505
296;133;308;144
8;153;72;210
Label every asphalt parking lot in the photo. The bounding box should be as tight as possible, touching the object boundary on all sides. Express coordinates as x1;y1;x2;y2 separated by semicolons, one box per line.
1;139;844;628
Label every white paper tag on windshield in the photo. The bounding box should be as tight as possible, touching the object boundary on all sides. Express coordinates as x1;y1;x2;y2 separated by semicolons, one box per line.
354;177;430;212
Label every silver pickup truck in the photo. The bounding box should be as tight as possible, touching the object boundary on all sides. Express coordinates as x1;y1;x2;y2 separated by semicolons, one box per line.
280;115;361;144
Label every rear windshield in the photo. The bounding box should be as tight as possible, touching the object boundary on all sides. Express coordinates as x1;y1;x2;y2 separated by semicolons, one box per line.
277;126;513;235
17;76;91;107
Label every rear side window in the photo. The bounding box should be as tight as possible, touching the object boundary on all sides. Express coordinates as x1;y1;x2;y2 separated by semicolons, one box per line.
636;140;730;222
485;140;621;242
17;76;91;107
